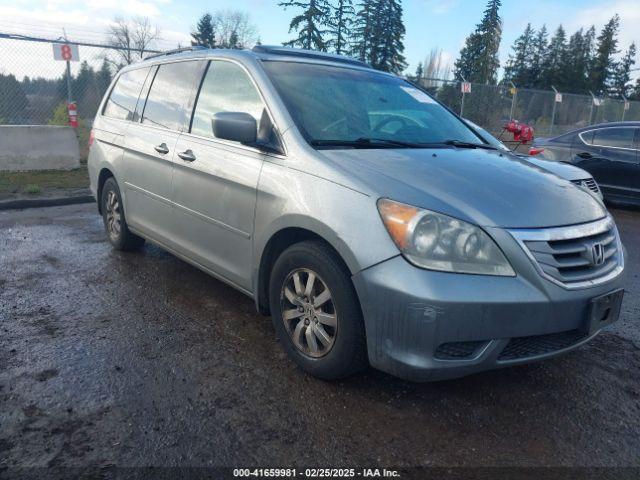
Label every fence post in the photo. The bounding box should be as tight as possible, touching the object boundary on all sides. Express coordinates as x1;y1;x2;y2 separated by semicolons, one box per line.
460;76;467;117
509;81;517;120
589;91;596;125
549;86;559;135
621;95;628;122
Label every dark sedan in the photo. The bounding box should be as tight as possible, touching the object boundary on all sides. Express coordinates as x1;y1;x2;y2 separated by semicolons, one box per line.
531;121;640;206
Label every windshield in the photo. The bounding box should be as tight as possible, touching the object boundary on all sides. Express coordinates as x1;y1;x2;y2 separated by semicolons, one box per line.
464;119;510;151
262;61;483;148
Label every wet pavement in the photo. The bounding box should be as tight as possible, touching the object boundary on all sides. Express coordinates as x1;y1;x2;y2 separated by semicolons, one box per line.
1;203;640;472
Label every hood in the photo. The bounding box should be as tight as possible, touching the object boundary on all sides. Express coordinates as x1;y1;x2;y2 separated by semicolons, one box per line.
319;147;606;229
523;156;591;181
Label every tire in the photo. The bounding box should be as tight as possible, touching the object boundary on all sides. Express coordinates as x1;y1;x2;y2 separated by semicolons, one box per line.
101;177;145;251
269;240;368;380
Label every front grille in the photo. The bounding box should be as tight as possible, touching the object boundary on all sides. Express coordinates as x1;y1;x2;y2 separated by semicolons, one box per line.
435;341;486;360
571;178;600;195
498;329;588;361
511;217;623;288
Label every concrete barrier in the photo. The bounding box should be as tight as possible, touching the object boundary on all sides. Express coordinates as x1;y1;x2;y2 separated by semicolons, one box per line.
0;125;81;171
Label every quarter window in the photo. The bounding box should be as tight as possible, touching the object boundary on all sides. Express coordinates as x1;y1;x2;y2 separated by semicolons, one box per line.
103;67;150;121
142;61;203;131
591;128;635;149
191;61;273;143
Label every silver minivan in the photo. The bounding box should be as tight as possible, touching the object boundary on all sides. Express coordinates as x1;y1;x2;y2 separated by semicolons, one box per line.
88;46;625;381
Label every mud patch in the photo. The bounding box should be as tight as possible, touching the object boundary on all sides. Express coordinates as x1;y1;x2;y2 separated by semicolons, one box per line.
34;369;59;382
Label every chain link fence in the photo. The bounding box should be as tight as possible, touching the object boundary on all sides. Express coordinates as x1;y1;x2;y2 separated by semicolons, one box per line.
417;77;640;137
1;33;639;139
0;34;161;127
0;34;164;160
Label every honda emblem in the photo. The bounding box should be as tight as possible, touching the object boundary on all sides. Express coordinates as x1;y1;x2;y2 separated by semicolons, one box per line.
591;243;605;266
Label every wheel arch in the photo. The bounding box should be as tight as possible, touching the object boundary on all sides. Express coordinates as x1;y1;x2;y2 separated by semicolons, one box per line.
254;221;359;316
96;167;115;215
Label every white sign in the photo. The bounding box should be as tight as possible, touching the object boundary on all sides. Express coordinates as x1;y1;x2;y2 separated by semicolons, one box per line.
555;92;563;103
461;82;471;94
593;97;602;107
624;101;630;111
400;86;437;104
53;43;79;62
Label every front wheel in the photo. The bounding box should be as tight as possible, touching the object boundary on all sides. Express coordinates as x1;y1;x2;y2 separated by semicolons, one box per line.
269;241;368;380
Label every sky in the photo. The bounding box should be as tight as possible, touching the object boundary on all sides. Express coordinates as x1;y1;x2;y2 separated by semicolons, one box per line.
0;0;638;81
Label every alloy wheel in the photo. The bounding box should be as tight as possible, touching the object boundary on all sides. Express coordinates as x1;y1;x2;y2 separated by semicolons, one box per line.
280;268;337;358
105;190;122;241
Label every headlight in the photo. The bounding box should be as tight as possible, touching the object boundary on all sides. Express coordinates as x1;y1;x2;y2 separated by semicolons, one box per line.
377;198;515;276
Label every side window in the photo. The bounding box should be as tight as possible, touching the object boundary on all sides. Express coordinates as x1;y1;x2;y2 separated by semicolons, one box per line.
592;128;635;149
191;61;276;145
103;67;150;121
142;61;203;131
580;130;595;145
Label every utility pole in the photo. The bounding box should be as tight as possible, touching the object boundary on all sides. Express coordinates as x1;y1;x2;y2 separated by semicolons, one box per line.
509;81;517;121
63;29;72;106
550;86;559;135
460;76;468;117
622;95;629;122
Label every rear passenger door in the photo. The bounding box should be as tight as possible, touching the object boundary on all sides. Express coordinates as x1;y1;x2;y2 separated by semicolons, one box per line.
121;60;205;244
574;126;639;201
171;60;282;290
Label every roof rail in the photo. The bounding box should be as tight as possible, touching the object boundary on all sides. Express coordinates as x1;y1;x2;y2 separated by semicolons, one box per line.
144;45;208;60
252;45;369;68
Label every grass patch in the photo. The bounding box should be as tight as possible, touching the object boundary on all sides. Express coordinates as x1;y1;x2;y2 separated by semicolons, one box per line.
25;184;41;194
0;166;89;197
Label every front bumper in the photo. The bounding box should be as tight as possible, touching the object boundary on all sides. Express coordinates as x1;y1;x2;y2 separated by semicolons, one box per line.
352;228;625;382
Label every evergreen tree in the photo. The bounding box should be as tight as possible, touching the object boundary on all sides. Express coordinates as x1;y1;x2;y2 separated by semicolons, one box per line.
228;30;240;49
529;25;548;88
562;28;593;94
453;0;502;84
280;0;331;51
350;0;406;73
540;25;567;89
350;0;377;62
191;13;217;48
414;62;424;81
370;0;406;73
503;23;535;86
613;43;636;98
0;74;28;123
96;59;113;95
328;0;355;55
589;14;620;95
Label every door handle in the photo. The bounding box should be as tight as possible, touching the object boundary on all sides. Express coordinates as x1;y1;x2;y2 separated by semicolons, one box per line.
154;143;170;155
177;149;196;162
577;152;593;159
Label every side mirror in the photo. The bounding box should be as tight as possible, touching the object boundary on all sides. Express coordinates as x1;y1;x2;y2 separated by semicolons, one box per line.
211;112;257;144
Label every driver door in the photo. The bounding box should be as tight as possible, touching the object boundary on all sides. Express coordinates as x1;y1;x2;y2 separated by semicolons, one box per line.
171;60;280;290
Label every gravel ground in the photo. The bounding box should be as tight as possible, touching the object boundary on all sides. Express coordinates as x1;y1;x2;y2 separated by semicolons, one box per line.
1;203;639;475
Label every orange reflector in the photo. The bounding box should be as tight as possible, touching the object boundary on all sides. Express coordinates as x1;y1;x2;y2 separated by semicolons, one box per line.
377;199;418;249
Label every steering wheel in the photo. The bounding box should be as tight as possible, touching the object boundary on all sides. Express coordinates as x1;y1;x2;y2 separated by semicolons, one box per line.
373;115;419;135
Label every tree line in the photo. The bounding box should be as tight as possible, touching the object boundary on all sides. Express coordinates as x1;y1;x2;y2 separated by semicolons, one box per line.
0;60;112;125
503;16;637;98
438;0;637;99
278;0;407;74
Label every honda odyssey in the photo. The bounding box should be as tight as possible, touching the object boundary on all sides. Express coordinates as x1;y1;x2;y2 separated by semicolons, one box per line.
88;46;625;381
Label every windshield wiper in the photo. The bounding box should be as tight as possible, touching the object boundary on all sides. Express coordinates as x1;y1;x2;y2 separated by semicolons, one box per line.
442;139;498;150
310;137;420;149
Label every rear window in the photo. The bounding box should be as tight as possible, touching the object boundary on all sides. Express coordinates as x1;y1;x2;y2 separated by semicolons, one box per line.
103;67;150;121
142;61;203;131
591;128;635;149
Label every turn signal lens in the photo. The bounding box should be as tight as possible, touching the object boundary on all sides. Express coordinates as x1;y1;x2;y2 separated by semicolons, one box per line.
376;199;419;249
88;129;95;147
